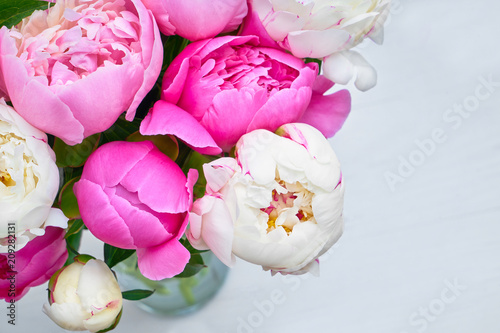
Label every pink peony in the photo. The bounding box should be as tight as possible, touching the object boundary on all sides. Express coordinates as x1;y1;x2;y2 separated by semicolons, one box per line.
0;0;162;145
140;0;248;41
140;35;351;153
73;141;198;280
0;226;68;302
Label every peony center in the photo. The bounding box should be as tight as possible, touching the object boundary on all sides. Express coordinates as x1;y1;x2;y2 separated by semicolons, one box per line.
0;132;38;195
261;175;315;235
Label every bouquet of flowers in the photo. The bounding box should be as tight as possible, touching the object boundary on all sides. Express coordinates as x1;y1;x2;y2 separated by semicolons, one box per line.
0;0;390;331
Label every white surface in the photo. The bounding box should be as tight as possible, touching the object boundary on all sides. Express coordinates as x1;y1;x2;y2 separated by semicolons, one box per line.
3;0;500;332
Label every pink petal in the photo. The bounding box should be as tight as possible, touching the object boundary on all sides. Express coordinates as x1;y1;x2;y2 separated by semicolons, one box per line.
200;88;263;151
80;141;153;188
73;179;135;248
140;101;222;155
0;28;85;144
56;61;144;139
140;0;176;35
300;86;351;138
247;87;312;133
125;1;163;120
162;0;247;41
106;187;173;248
239;2;281;48
120;144;192;213
136;239;190;280
187;195;235;267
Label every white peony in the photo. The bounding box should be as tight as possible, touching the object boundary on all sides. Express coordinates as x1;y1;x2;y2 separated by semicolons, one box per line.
188;123;344;274
0;99;67;252
43;257;123;332
247;0;391;90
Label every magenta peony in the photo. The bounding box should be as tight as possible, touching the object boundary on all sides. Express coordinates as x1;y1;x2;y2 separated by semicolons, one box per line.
140;35;351;153
0;227;68;302
73;141;198;280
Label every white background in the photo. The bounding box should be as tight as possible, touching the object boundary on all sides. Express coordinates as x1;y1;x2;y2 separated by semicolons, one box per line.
3;0;500;332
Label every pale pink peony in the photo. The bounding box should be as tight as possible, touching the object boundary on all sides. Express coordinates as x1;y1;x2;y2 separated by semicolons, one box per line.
241;0;391;90
187;123;344;275
140;0;248;41
0;0;162;145
73;141;198;280
140;35;351;153
0;226;68;302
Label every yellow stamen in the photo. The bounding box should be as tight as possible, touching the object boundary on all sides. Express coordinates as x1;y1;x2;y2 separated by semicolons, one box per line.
0;171;15;186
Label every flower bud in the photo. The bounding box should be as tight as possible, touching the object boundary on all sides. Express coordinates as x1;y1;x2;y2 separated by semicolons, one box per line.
43;256;123;332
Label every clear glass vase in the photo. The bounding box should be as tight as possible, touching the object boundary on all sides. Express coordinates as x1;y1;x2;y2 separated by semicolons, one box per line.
114;251;229;316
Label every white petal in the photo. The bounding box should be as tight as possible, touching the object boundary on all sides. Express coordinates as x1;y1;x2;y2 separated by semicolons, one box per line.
77;260;122;312
43;302;88;331
287;29;351;58
44;207;69;228
52;262;84;304
200;197;236;267
349;51;378;91
203;157;239;193
323;51;377;91
323;52;355;85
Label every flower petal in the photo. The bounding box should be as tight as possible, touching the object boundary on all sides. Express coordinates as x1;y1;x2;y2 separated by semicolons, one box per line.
140;101;222;155
136;239;190;280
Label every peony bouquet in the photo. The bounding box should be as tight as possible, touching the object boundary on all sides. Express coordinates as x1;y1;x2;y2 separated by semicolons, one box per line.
0;0;390;331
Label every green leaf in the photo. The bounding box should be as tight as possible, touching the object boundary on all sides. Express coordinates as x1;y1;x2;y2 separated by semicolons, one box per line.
127;131;179;161
73;254;95;265
65;219;84;239
174;253;206;278
179;237;208;255
101;116;142;143
162;35;190;71
53;133;100;168
0;0;53;28
104;244;135;268
305;57;322;72
58;177;81;219
181;151;218;199
65;230;82;265
121;289;155;301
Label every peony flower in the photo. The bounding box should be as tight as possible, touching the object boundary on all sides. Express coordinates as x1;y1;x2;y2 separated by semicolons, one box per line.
241;0;391;90
140;35;351;153
0;0;162;145
0;100;67;252
187;123;344;274
73;141;198;280
43;256;122;332
141;0;248;41
0;226;68;302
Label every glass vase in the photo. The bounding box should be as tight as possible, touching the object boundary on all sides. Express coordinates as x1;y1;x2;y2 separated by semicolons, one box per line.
114;251;229;316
